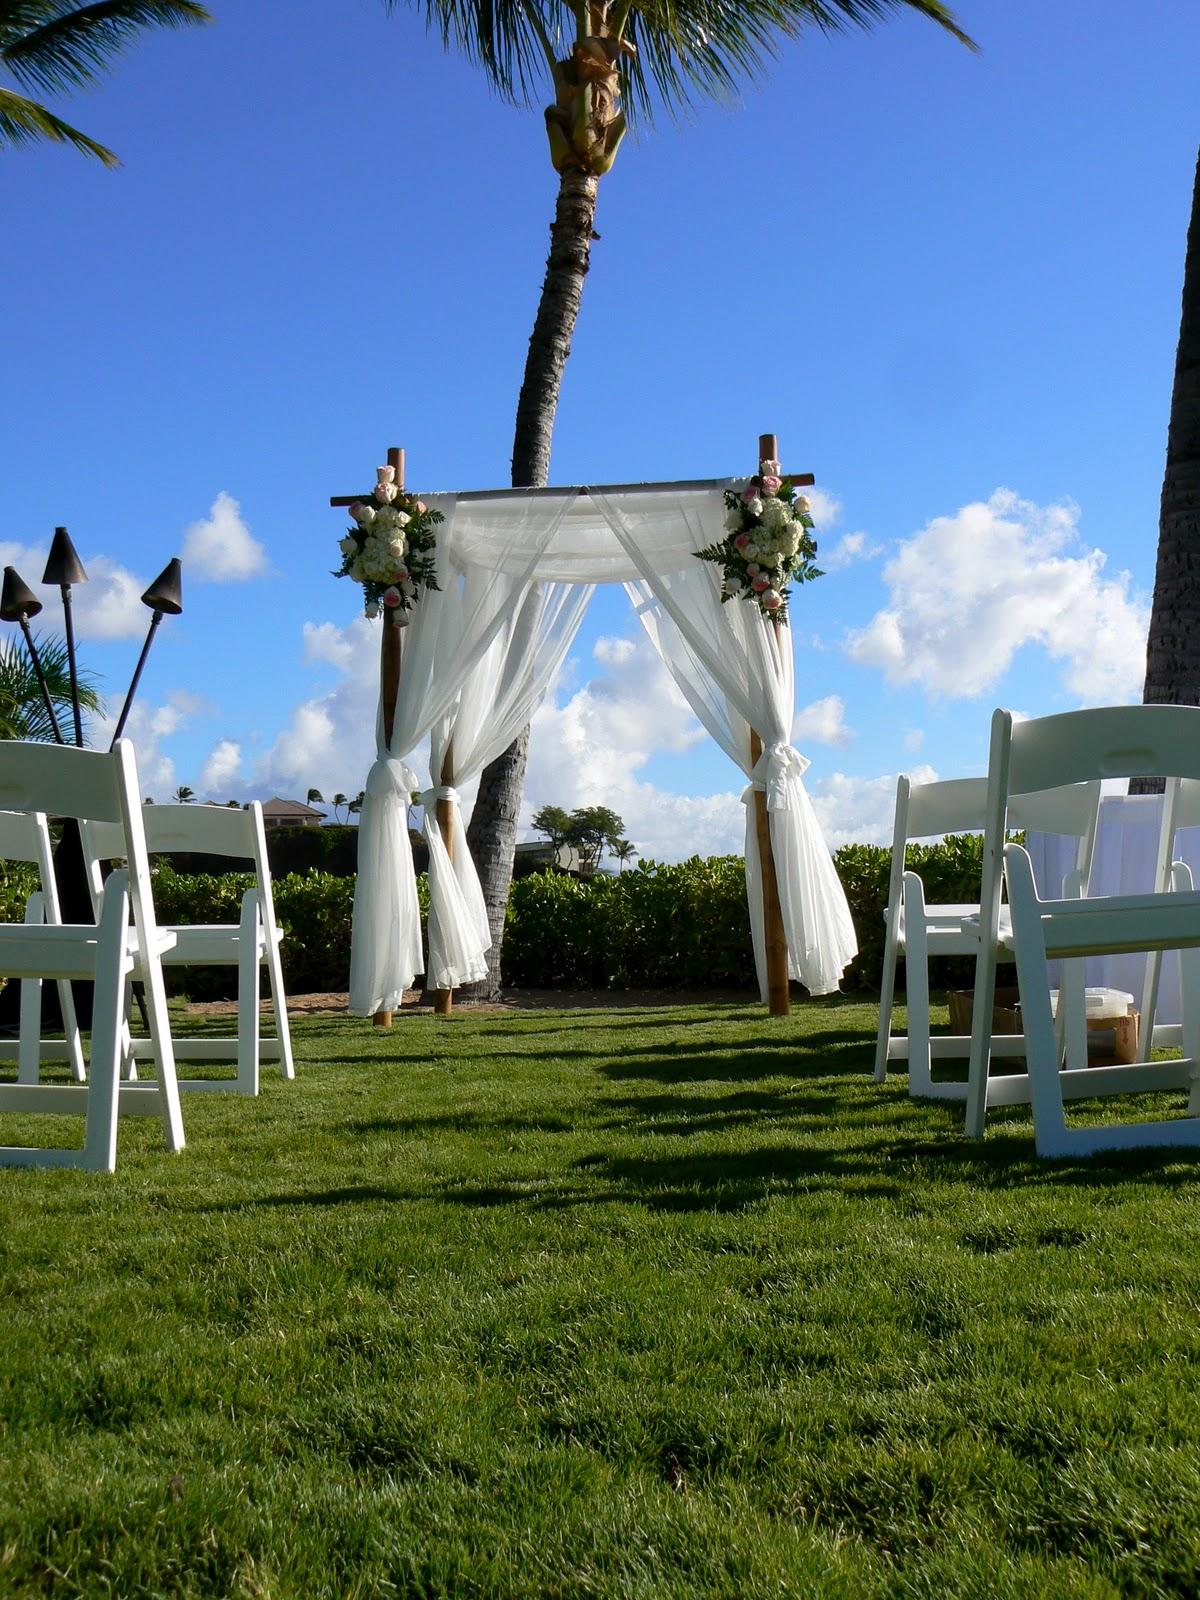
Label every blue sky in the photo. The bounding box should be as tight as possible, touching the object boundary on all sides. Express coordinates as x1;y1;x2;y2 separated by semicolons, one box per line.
0;0;1195;858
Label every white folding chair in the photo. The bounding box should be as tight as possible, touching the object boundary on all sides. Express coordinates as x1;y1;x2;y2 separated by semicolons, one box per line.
1137;777;1199;1060
874;774;1099;1099
83;801;294;1096
0;741;184;1172
0;809;86;1085
967;705;1200;1153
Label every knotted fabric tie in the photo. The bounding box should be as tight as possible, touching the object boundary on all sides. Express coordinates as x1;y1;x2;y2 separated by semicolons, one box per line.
420;785;461;814
743;742;812;812
365;755;420;802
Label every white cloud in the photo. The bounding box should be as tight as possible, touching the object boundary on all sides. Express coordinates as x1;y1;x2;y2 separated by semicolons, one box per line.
199;738;242;797
92;688;209;800
903;727;925;753
525;632;739;861
822;530;883;572
0;539;150;640
803;487;842;529
793;693;852;747
255;615;379;799
810;764;939;850
844;489;1149;703
182;492;267;582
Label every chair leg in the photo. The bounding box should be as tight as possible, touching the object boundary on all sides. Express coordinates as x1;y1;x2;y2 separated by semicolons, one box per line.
140;947;185;1153
81;885;130;1174
17;893;43;1085
902;882;935;1098
58;978;86;1083
235;895;261;1096
873;907;901;1083
266;942;295;1082
1005;845;1071;1157
964;935;999;1140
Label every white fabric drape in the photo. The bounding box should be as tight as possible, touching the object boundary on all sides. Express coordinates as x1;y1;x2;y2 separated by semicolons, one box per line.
591;487;857;997
349;493;580;1014
423;579;593;991
1027;793;1200;1024
350;479;857;1011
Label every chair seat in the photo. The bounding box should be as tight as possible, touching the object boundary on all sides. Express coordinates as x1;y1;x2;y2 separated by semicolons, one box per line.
902;906;1013;947
160;923;271;964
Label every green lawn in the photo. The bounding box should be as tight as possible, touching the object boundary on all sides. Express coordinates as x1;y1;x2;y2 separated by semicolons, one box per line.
3;997;1200;1599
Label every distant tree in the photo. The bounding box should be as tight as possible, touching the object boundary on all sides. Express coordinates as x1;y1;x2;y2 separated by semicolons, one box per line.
331;791;349;823
173;785;195;804
225;799;240;808
565;805;624;875
348;789;365;819
532;804;572;856
0;632;101;742
0;0;211;167
611;838;638;873
143;796;154;805
307;787;325;808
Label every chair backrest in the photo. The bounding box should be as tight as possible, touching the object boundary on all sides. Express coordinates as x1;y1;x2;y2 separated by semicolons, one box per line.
0;741;155;935
84;799;279;939
981;705;1200;932
0;809;60;922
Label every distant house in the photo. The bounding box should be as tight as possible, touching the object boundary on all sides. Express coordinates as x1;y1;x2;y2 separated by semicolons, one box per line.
260;797;325;831
513;840;582;878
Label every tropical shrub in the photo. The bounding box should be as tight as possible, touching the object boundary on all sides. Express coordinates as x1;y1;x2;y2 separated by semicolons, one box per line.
146;837;991;999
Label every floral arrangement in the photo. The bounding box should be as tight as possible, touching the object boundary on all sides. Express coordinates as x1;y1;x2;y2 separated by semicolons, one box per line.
694;460;821;622
334;465;442;620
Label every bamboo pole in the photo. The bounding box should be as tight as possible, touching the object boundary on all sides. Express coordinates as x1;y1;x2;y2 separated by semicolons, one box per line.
431;744;455;1016
372;446;405;1029
753;433;791;1017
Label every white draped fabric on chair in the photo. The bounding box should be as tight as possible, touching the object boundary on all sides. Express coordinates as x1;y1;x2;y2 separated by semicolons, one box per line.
349;481;858;1015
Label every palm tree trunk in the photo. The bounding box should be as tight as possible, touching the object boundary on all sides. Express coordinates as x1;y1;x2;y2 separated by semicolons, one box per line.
463;169;599;1000
1134;144;1200;793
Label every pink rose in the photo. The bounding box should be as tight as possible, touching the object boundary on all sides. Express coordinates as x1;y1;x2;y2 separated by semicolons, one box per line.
415;501;427;514
741;486;759;505
376;465;396;485
734;533;751;551
383;586;402;608
762;588;783;611
392;567;409;583
760;475;782;494
752;575;770;593
349;501;365;520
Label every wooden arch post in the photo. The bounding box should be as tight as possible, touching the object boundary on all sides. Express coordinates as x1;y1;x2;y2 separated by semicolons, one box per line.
752;431;813;1018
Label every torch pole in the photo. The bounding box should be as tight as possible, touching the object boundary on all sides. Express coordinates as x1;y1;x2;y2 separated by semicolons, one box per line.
61;585;83;746
110;612;162;749
18;615;64;745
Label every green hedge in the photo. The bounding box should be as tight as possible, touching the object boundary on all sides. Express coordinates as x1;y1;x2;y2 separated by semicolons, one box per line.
146;837;990;999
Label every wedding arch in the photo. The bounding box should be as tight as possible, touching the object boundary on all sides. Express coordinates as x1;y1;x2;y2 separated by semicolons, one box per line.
329;437;858;1023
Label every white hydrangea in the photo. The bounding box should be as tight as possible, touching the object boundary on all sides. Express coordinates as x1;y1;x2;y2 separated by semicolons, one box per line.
745;497;764;518
781;526;801;558
339;535;358;558
725;509;743;533
761;497;788;530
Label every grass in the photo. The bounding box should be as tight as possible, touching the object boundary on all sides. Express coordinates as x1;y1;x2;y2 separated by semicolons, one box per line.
3;995;1200;1599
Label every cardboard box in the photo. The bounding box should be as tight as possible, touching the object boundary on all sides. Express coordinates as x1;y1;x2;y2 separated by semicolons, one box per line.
946;989;1139;1065
948;987;1022;1036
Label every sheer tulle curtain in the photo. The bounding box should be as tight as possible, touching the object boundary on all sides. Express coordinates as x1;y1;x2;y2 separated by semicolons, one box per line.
424;578;594;991
349;494;579;1015
591;488;857;997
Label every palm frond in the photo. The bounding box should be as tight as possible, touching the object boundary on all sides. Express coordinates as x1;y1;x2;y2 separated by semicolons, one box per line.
2;0;210;95
0;78;116;158
390;0;973;120
618;0;975;124
385;0;564;104
0;632;103;743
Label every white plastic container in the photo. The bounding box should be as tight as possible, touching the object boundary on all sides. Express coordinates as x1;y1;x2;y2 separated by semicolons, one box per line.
1048;987;1134;1020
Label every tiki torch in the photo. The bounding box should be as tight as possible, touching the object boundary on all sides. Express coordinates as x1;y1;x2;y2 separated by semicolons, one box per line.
0;567;64;744
110;558;183;748
42;526;88;747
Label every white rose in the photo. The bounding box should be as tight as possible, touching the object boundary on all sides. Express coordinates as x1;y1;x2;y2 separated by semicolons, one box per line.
339;535;358;558
353;504;376;527
374;482;398;505
388;536;407;560
395;511;411;528
746;497;764;518
725;510;743;533
365;601;379;619
794;496;810;514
